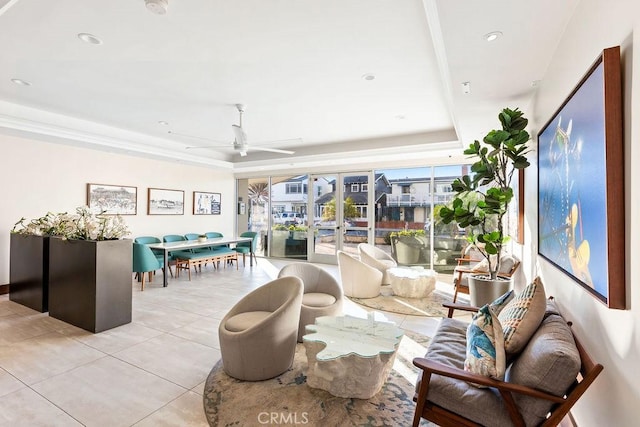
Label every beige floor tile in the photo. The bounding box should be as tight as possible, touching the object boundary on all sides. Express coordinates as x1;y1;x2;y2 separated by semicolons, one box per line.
0;332;105;385
133;390;208;427
72;322;164;354
191;380;206;396
169;318;221;349
0;313;56;345
0;258;448;426
32;356;186;427
0;387;83;426
0;368;25;398
113;333;220;389
132;302;209;333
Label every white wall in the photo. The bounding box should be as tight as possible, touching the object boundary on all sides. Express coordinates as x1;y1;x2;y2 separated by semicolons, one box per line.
525;0;640;424
0;134;235;285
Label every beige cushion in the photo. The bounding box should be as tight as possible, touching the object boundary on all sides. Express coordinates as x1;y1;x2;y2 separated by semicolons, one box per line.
225;311;271;332
498;277;546;355
303;292;336;307
472;259;489;272
498;255;516;274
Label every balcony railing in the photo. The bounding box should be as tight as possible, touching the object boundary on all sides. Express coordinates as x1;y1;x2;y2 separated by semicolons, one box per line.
386;194;455;207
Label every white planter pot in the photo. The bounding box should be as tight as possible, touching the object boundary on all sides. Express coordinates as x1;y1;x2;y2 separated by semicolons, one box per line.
468;275;513;307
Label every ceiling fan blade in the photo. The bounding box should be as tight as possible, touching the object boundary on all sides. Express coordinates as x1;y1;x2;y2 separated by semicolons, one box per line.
168;130;230;149
249;146;295;155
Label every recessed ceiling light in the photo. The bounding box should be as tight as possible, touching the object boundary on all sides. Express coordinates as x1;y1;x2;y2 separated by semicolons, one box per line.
11;78;31;86
484;31;503;42
146;0;168;15
77;33;103;45
362;73;376;81
158;120;169;126
461;81;471;94
395;115;406;120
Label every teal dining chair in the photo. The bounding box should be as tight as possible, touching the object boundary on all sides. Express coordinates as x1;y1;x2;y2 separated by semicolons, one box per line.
234;231;258;267
132;242;163;291
135;236;173;277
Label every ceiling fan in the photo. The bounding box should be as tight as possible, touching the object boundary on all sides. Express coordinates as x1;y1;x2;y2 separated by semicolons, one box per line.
171;104;298;157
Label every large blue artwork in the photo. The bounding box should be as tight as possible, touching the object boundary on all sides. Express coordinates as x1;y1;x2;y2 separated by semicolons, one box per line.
538;63;610;301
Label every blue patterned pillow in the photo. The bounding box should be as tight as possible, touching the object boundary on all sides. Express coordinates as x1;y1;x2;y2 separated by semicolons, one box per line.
464;304;506;383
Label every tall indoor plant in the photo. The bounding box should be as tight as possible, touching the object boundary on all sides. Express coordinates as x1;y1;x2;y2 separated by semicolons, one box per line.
438;108;530;300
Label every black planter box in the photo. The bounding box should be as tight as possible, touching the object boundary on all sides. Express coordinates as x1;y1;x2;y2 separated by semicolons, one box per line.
9;234;49;312
48;238;132;333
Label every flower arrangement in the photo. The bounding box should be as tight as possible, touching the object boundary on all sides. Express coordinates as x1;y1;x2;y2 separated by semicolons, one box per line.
12;206;130;241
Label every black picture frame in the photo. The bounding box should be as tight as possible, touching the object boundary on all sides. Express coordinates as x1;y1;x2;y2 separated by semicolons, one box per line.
193;191;221;215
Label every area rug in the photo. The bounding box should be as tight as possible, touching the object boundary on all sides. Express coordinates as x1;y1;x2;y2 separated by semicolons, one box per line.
203;334;433;426
348;285;457;317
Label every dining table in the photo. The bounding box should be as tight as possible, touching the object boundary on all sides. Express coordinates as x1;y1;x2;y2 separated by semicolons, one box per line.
147;236;253;286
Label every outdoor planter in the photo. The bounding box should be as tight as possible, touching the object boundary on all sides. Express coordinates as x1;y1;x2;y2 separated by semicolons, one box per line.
48;237;133;333
9;234;50;312
391;235;427;266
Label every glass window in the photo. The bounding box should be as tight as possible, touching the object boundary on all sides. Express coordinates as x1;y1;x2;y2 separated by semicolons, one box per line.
361;183;368;192
351;184;359;192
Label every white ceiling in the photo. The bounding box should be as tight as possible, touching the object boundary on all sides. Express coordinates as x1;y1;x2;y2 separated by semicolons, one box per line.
0;0;578;173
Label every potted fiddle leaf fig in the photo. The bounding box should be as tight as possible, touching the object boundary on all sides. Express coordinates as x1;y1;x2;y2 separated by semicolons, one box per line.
438;107;530;305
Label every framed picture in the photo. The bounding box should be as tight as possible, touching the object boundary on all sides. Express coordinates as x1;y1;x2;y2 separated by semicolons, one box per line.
148;188;185;215
86;183;137;215
538;46;624;309
193;191;221;215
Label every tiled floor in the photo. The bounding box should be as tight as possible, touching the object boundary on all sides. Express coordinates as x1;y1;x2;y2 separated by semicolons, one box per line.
0;259;466;426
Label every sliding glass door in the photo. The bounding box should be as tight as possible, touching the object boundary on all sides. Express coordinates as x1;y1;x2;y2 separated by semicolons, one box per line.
307;172;373;264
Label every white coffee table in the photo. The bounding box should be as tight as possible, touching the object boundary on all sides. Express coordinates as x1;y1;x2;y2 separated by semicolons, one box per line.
388;266;437;298
303;315;404;399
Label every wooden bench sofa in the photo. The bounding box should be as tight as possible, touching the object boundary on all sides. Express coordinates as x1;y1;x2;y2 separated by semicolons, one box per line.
175;248;238;280
412;297;603;427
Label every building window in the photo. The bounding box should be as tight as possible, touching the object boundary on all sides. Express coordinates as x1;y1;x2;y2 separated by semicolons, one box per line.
402;185;411;194
361;183;368;192
286;183;307;194
351;184;359;192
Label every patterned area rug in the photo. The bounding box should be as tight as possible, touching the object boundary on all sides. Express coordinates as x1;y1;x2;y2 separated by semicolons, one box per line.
203;333;433;426
348;285;457;317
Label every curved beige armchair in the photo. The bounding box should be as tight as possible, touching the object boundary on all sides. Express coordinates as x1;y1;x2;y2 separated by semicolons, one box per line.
337;250;383;298
278;263;344;342
358;243;397;285
218;276;303;381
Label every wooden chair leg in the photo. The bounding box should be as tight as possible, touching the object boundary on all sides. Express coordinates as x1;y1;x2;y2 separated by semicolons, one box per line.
141;272;146;291
242;253;246;267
